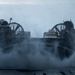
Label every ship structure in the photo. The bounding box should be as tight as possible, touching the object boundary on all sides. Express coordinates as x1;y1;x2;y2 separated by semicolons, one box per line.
0;18;75;59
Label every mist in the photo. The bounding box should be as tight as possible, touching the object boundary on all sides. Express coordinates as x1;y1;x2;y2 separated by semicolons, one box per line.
0;0;74;71
0;38;74;70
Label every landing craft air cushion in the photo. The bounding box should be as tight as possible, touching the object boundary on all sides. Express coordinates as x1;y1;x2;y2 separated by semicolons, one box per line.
0;18;75;59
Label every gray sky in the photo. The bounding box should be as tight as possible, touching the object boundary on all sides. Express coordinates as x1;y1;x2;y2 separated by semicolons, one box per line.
0;0;75;37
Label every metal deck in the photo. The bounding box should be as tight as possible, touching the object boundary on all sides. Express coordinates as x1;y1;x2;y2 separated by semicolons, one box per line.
0;68;75;75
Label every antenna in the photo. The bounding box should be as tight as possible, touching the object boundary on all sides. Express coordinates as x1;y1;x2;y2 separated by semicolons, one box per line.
9;17;13;23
